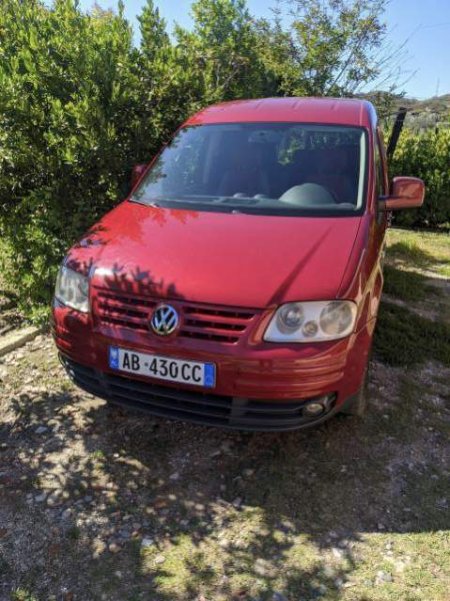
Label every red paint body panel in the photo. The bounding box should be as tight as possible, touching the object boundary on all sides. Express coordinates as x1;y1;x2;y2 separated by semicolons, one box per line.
53;302;373;403
68;202;362;308
185;97;375;127
52;97;400;431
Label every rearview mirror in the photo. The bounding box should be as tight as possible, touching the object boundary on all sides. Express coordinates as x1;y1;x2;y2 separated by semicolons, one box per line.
380;176;425;211
131;163;147;189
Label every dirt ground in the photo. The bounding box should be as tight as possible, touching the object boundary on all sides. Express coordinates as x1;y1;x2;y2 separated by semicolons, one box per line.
0;331;449;601
0;227;449;601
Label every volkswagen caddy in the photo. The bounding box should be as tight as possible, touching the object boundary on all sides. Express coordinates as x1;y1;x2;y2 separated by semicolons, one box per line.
52;98;424;431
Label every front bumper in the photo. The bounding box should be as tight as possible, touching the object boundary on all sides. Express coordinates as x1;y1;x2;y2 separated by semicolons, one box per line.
60;355;339;431
52;303;374;431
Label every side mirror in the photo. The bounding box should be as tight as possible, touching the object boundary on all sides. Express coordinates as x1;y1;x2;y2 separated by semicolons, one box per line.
380;176;425;211
131;163;147;189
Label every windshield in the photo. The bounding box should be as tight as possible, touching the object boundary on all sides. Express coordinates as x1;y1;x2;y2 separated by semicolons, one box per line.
132;122;368;216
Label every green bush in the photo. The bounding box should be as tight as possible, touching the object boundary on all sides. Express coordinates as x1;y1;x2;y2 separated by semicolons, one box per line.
390;127;450;229
0;0;195;320
0;1;135;318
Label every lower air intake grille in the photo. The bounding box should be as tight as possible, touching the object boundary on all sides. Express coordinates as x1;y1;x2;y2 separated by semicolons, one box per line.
61;356;336;432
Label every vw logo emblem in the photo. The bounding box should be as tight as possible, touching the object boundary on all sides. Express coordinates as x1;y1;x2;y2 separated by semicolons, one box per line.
150;304;179;336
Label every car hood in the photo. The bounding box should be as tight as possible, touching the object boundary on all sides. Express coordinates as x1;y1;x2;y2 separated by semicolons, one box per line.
69;201;363;309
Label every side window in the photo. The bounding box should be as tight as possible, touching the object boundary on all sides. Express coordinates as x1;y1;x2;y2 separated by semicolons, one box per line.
374;130;387;197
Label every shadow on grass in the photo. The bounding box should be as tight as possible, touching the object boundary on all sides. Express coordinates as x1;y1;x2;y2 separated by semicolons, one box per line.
388;240;449;276
388;241;437;267
373;302;450;366
382;264;441;302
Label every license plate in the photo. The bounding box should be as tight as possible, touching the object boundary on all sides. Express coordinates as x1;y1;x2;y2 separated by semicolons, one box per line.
108;346;216;388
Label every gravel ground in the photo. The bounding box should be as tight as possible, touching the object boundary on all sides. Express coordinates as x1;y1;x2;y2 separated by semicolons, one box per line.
0;332;449;601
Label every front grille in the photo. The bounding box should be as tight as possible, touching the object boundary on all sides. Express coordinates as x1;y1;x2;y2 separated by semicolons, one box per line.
94;289;258;344
61;356;336;432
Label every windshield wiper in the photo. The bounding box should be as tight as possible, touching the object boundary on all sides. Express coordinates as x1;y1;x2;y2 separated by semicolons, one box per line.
129;197;161;207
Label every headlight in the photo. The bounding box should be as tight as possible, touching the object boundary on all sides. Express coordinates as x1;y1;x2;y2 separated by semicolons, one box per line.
54;266;90;313
264;301;357;343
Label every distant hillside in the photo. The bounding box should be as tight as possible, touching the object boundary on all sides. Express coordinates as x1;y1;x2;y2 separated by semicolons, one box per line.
359;92;450;129
396;94;450;125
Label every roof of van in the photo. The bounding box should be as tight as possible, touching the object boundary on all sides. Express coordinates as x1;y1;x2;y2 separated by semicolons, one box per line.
185;97;376;128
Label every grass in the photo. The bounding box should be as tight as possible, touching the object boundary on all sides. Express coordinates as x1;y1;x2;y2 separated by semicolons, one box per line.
386;228;450;278
67;526;81;541
10;591;38;601
90;449;106;461
374;302;450;366
383;228;449;304
0;237;12;293
382;264;438;302
375;228;450;365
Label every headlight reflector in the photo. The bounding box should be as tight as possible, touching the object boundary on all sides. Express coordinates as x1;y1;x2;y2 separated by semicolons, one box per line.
55;266;89;313
276;303;305;333
319;301;354;336
302;320;319;338
264;301;357;343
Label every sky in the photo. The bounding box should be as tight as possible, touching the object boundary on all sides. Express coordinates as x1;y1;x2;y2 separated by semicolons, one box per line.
78;0;450;99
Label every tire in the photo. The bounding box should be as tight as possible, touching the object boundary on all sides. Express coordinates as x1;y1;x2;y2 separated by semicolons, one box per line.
340;365;370;417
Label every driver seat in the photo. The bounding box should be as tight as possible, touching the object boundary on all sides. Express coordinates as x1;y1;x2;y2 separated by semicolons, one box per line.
218;144;270;197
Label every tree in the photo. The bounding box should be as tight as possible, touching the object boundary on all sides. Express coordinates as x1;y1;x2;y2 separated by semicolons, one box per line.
175;0;270;103
138;0;170;63
136;0;200;154
256;0;405;97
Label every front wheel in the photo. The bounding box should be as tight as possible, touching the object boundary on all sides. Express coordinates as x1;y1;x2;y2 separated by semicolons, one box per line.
340;365;370;417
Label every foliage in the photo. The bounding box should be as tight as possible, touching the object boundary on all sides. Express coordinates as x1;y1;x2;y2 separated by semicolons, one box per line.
0;0;140;318
136;1;198;147
255;0;396;96
390;127;450;228
175;0;270;103
0;0;447;320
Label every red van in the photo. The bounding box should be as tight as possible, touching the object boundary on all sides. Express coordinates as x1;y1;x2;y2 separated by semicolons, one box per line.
52;98;424;431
